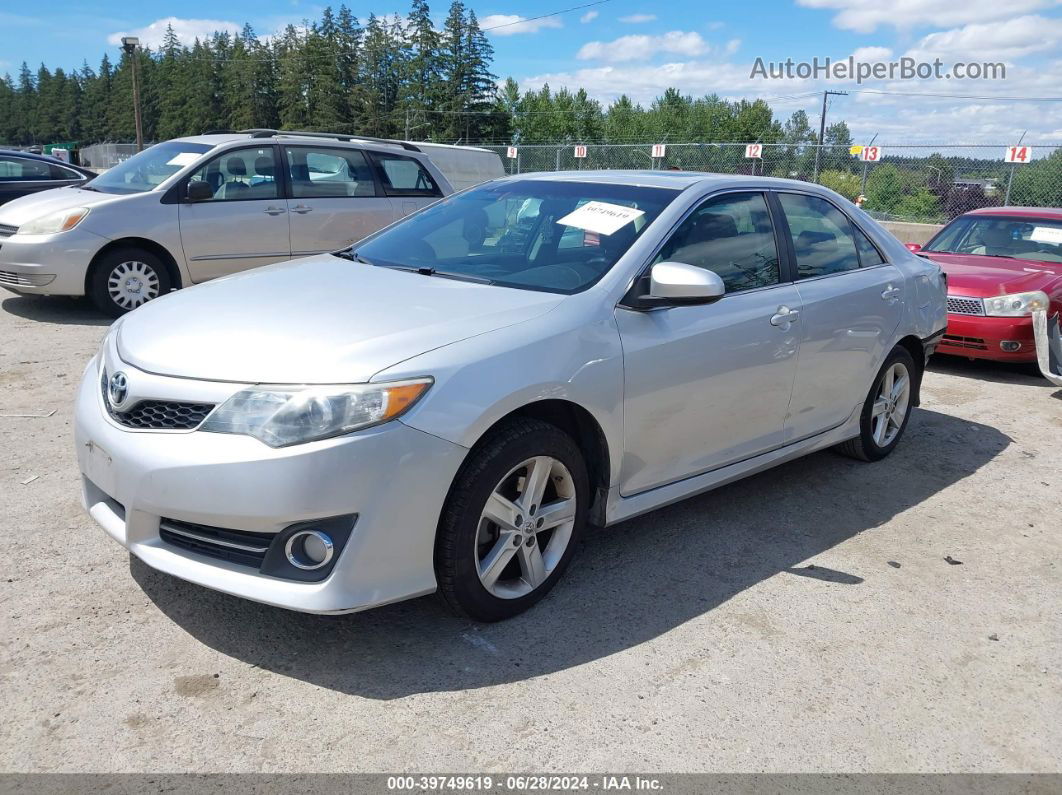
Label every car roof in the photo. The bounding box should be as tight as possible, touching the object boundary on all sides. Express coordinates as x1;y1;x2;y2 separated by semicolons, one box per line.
498;169;831;192
0;148;73;165
169;132;431;156
966;206;1062;220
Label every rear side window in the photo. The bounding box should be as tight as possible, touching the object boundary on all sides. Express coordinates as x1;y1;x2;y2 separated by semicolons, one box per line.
778;193;860;279
286;146;377;199
372;154;440;197
853;225;885;267
0;156;52;180
655;192;780;293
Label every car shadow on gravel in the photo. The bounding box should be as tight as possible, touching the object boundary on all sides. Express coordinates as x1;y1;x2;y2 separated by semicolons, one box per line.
2;294;112;326
928;354;1052;388
132;406;1010;699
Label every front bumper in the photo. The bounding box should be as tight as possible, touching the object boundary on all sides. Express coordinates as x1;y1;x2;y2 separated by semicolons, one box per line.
938;312;1037;363
74;357;468;613
0;227;108;296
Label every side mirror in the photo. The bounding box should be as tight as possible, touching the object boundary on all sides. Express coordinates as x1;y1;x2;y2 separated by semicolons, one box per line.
186;180;213;202
634;261;725;308
905;242;922;253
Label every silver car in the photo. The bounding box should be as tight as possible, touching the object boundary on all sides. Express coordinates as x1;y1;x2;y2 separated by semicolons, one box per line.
74;171;947;621
0;131;504;316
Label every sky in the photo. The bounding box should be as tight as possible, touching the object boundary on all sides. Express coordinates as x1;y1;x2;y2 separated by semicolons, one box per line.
2;0;1061;143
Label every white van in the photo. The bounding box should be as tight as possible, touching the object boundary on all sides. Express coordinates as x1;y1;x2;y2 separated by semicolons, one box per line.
0;130;504;315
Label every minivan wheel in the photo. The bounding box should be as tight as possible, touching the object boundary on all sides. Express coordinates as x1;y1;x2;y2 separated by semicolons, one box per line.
435;418;589;622
837;346;916;462
89;247;172;317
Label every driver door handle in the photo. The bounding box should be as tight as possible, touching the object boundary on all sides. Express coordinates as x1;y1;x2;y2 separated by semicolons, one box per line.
291;204;313;214
770;306;800;327
263;206;286;216
882;285;902;301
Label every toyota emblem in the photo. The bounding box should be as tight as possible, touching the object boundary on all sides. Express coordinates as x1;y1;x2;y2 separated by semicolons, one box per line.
108;371;129;406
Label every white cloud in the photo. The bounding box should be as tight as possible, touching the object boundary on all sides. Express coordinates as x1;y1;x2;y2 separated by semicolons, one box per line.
724;38;742;55
580;10;599;23
907;15;1062;61
619;14;657;23
707;21;726;30
851;46;894;60
107;16;242;48
480;14;563;35
796;0;1054;33
577;31;709;63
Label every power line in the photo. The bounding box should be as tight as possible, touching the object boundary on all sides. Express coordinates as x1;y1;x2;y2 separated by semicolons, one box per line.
849;88;1062;102
480;0;615;32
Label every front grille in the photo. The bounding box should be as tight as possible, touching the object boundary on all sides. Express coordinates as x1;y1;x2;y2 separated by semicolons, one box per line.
100;371;214;430
947;296;985;316
942;334;988;350
159;518;274;568
0;270;55;287
0;223;18;239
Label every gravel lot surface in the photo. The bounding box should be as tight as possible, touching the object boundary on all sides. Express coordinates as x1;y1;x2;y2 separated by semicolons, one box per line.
1;292;1060;773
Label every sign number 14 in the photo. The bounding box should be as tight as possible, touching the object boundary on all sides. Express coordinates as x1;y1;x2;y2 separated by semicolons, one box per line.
1004;146;1032;164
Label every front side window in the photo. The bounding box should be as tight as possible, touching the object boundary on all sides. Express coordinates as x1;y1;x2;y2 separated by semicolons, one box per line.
286;146;376;199
924;215;1062;264
779;193;861;279
87;141;213;194
655;192;780;293
372;154;440;197
187;147;280;201
0;156;53;180
351;179;679;294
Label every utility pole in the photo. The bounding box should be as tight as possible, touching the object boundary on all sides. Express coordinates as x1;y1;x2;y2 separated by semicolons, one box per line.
813;90;847;182
122;37;144;152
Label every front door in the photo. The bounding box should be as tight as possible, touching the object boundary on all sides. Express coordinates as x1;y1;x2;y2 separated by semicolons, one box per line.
774;191;906;442
177;146;291;282
616;191;801;496
282;145;395;257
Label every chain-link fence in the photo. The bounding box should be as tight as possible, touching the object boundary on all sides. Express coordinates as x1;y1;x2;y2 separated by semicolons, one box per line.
485;143;1062;224
79;142;144;170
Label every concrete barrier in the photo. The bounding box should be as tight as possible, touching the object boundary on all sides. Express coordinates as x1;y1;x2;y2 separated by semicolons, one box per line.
880;221;943;246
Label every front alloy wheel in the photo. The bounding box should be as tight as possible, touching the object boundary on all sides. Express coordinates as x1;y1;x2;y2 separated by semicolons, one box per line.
436;418;588;621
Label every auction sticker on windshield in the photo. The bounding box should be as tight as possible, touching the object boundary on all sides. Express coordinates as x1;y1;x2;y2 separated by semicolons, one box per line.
557;201;645;236
166;152;201;167
1030;226;1062;245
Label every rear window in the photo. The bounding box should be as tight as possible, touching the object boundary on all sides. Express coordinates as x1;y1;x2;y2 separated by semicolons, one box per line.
372;154;441;197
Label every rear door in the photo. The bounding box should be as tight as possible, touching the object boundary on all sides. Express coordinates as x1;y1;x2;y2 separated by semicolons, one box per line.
283;145;395;256
177;145;292;282
773;191;905;442
369;151;445;221
0;155;84;204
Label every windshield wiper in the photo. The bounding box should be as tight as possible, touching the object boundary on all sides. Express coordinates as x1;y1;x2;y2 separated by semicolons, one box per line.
79;184;100;192
331;249;374;265
380;263;493;284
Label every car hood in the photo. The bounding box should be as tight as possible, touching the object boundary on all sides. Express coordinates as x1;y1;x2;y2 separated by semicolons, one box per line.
0;185;126;227
924;252;1060;297
117;255;565;383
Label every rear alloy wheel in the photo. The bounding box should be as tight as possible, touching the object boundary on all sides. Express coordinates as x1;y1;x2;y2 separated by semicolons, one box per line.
435;418;588;622
837;346;916;462
89;247;172;317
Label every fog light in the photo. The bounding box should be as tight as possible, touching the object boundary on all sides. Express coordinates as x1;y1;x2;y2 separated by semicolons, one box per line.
1000;341;1022;352
284;529;335;570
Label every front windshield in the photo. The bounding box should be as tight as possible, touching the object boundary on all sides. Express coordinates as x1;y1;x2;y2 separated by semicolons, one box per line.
351;179;680;294
87;141;213;195
926;215;1062;264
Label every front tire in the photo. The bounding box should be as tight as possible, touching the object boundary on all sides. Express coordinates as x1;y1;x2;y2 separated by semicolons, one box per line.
89;247;172;317
837;345;917;462
435;418;589;622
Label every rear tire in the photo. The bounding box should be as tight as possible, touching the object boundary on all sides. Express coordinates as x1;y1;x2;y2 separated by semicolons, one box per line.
837;345;917;462
89;247;172;317
435;418;589;622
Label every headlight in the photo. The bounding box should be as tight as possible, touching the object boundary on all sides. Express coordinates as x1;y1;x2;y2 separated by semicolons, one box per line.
19;207;90;235
983;290;1049;317
200;379;432;447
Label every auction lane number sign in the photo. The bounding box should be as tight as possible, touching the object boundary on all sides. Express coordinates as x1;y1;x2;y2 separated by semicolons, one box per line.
745;143;762;159
573;145;588;158
1004;146;1033;163
506;146;518;159
652;144;666;158
860;146;882;162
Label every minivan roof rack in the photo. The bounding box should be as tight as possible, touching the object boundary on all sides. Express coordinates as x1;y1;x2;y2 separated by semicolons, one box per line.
239;129;421;152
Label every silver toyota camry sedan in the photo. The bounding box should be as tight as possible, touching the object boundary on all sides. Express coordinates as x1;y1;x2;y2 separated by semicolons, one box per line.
75;171;947;621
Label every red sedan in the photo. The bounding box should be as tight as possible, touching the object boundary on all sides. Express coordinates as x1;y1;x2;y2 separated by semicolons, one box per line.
908;207;1062;363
